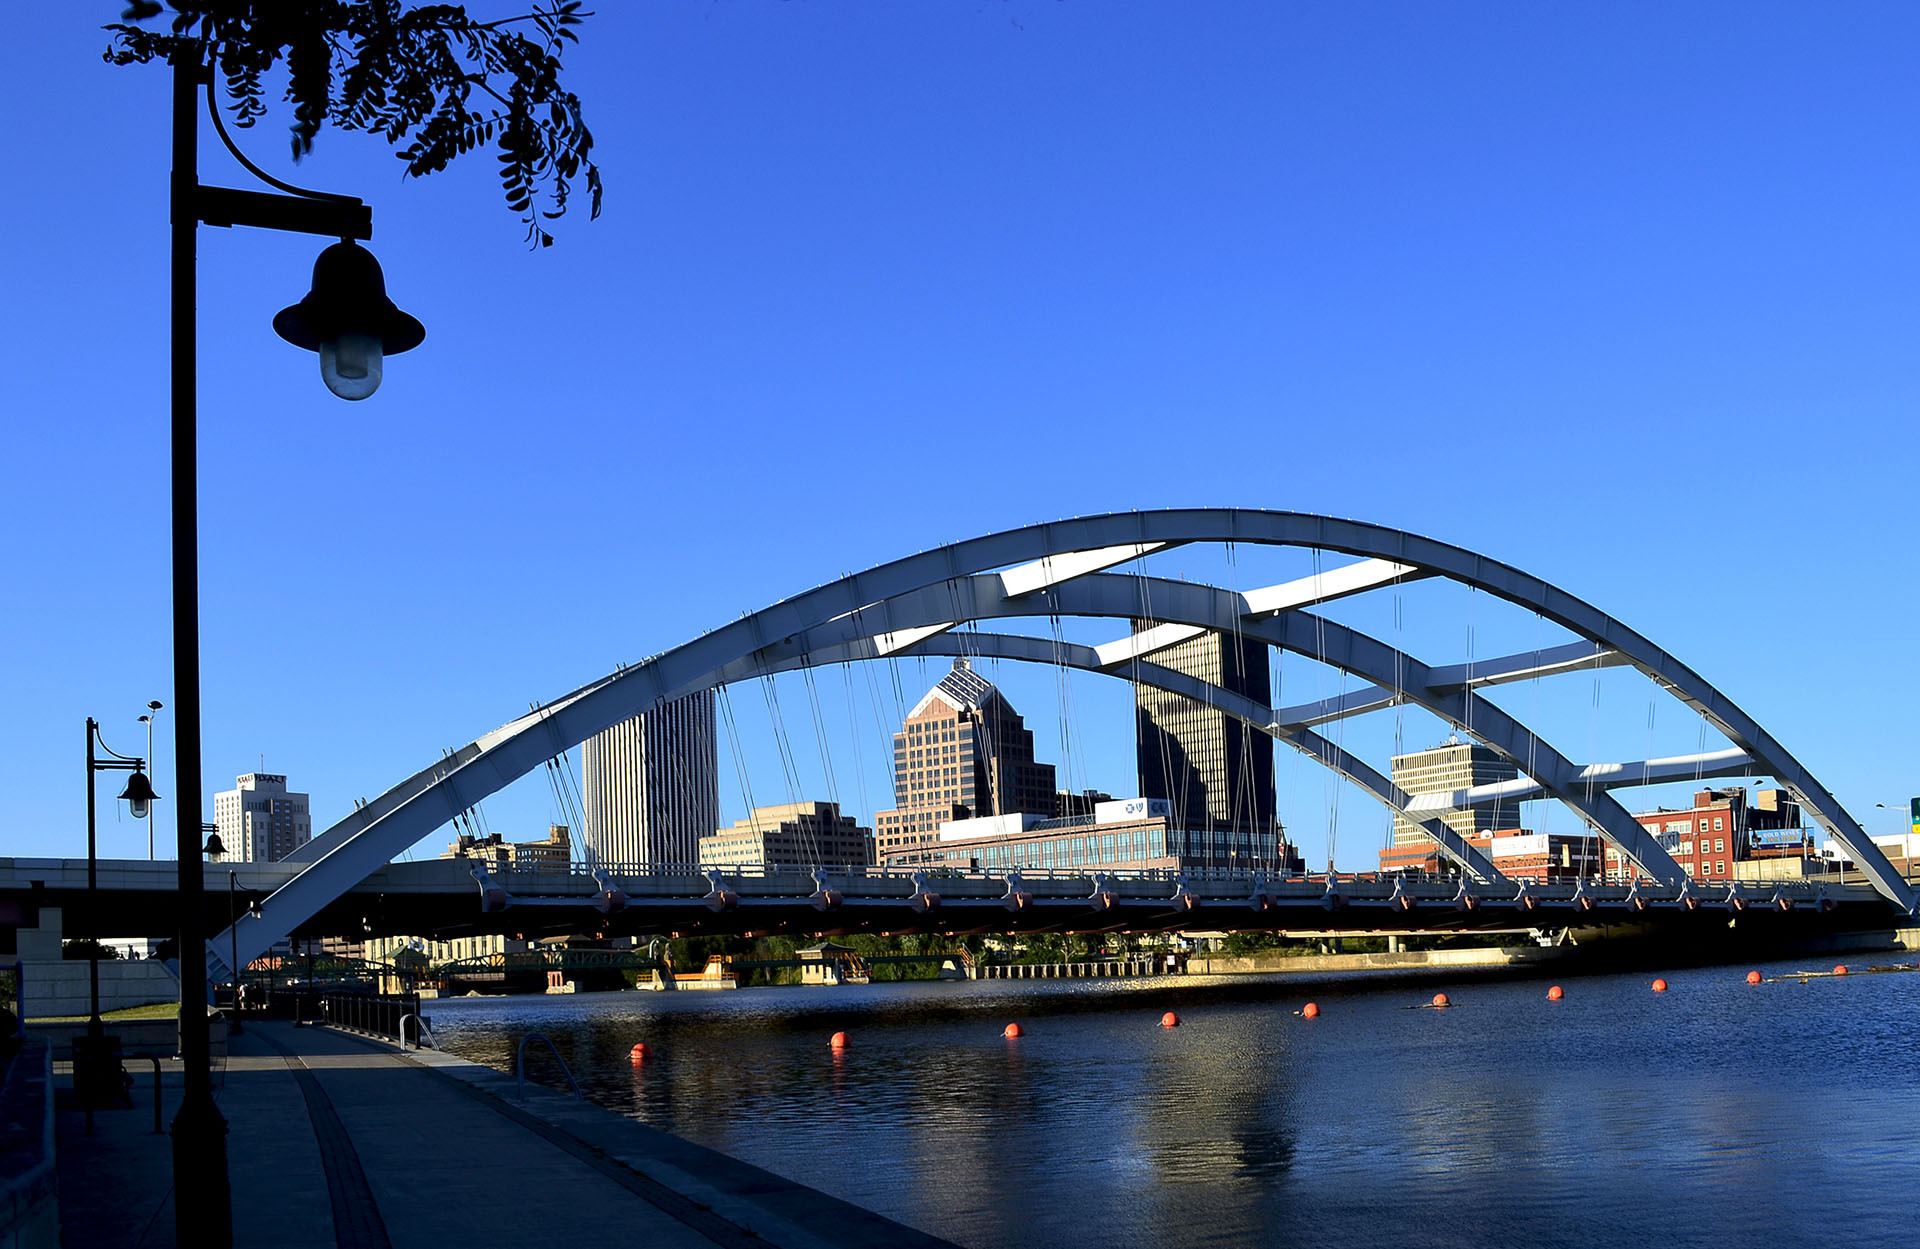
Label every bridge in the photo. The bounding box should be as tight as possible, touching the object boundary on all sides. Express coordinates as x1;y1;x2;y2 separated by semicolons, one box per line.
27;510;1912;977
2;854;1893;949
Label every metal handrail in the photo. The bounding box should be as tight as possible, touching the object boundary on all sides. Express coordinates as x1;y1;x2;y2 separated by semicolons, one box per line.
515;1031;582;1102
397;1012;433;1051
138;1054;164;1135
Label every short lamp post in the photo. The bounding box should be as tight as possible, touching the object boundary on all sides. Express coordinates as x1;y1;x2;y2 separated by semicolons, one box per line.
164;58;423;1249
224;870;259;1035
80;718;159;1132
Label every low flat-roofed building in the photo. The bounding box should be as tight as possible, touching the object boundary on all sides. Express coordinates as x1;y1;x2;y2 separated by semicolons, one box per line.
1486;832;1600;882
884;796;1301;874
1381;829;1598;881
440;824;574;873
700;801;873;867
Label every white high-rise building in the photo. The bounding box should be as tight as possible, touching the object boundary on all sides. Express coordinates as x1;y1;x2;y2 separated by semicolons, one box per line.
1389;739;1521;847
212;773;313;862
580;691;719;867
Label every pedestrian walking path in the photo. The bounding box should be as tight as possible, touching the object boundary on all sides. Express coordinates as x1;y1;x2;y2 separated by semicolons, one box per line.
54;1019;960;1249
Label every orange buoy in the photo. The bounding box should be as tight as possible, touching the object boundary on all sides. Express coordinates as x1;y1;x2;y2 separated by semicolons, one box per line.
1833;964;1848;976
1546;985;1564;1001
1003;1022;1023;1038
1651;978;1668;993
1431;993;1450;1009
829;1031;850;1050
1746;970;1762;985
629;1042;650;1062
1160;1011;1180;1028
1301;1002;1319;1019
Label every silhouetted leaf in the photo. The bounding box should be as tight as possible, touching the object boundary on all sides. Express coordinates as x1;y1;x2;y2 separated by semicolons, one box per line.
104;2;602;247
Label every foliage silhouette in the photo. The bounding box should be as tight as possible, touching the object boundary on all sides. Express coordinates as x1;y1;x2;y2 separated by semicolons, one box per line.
105;2;601;247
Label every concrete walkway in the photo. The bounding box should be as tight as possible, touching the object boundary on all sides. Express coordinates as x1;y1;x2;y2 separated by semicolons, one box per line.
54;1020;961;1249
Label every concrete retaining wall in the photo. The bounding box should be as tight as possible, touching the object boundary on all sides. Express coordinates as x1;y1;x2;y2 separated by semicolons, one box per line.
1188;946;1551;976
18;959;181;1020
1189;928;1920;977
0;1039;58;1249
13;907;180;1018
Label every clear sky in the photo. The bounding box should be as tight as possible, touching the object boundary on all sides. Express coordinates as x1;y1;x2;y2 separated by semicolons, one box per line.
4;2;1917;870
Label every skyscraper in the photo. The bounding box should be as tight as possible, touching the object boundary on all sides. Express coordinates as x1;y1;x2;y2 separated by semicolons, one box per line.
212;773;312;862
580;690;719;867
1389;738;1521;846
872;659;1058;858
1134;630;1276;834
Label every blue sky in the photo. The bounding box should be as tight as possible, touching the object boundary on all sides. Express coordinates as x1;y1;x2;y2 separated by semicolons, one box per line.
5;2;1917;869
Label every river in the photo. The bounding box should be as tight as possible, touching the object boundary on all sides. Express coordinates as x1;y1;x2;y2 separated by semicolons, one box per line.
422;958;1920;1249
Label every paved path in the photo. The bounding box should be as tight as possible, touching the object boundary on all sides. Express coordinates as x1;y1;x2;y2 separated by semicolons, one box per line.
54;1020;961;1249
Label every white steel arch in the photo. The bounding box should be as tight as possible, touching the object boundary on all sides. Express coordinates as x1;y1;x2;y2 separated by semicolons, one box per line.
219;510;1910;979
705;571;1690;883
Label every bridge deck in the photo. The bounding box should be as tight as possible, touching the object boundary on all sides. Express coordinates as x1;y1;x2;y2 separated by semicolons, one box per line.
2;856;1894;955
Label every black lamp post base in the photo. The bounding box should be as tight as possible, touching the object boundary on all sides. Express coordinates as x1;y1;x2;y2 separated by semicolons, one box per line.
71;1028;130;1111
170;1093;232;1246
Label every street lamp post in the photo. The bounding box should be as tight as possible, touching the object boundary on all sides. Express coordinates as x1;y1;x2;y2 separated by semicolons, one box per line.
81;718;158;1135
227;870;243;1035
138;701;163;860
166;57;422;1249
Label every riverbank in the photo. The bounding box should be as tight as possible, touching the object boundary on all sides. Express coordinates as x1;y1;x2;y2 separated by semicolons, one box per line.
1188;921;1920;980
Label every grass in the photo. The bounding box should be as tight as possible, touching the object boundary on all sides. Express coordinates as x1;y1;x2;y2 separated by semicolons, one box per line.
32;1002;180;1023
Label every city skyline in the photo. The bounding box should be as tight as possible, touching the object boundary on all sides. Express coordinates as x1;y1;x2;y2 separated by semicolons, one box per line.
6;5;1917;868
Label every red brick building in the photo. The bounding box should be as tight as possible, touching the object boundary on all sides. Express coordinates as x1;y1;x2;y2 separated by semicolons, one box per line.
1608;787;1807;882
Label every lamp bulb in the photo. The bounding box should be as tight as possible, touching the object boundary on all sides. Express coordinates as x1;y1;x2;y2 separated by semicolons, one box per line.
319;332;384;401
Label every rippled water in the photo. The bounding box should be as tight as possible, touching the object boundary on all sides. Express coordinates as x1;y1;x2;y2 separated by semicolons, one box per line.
424;960;1920;1249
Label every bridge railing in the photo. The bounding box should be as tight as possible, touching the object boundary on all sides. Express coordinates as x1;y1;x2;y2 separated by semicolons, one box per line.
482;859;1848;898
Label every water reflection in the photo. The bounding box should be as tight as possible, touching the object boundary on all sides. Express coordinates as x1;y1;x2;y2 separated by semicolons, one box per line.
428;961;1920;1249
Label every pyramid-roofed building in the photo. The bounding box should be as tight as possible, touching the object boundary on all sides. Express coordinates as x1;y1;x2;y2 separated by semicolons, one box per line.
873;659;1059;860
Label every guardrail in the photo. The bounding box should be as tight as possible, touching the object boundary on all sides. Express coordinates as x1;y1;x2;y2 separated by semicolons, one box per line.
482;860;1862;893
318;992;422;1044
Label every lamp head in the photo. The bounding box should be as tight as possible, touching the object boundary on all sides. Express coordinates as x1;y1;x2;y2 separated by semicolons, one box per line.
203;832;226;859
119;769;159;821
272;240;425;401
